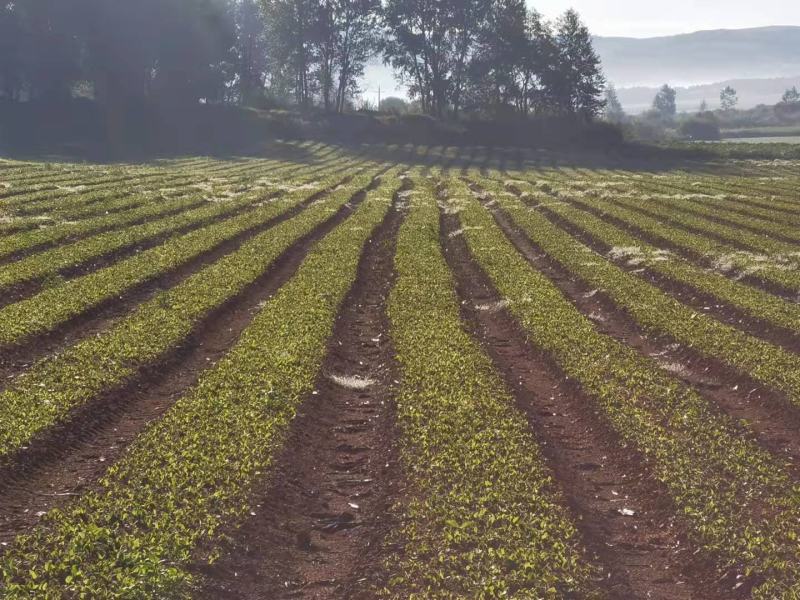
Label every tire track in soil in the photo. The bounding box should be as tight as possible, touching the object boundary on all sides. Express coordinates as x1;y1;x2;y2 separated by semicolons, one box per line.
438;198;725;600
0;169;367;389
475;184;800;491
194;185;405;600
0;174;386;549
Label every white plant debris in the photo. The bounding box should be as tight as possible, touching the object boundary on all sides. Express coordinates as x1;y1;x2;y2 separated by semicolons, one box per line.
329;374;376;390
475;299;510;313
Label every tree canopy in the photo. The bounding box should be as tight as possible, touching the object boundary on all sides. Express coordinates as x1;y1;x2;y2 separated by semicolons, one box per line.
0;0;607;121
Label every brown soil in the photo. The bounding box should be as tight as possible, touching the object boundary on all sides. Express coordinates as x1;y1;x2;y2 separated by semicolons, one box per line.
549;191;800;302
0;174;383;549
0;157;363;310
537;204;800;354
194;186;405;599
481;188;800;487
0;197;210;266
0;170;364;388
439;202;728;600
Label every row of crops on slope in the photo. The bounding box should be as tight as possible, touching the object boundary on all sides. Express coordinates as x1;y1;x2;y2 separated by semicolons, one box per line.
0;148;799;598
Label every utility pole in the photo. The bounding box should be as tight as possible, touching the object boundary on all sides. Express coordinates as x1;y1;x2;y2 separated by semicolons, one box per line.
378;85;381;111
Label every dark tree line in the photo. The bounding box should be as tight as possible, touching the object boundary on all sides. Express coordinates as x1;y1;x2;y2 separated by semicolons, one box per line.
0;0;605;120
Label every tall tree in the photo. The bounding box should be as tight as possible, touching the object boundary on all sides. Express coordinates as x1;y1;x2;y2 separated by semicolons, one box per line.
719;85;738;111
467;0;535;115
603;84;625;123
312;0;380;112
549;10;605;119
781;86;800;105
263;0;316;106
233;0;269;104
382;0;488;117
0;4;25;100
652;84;677;120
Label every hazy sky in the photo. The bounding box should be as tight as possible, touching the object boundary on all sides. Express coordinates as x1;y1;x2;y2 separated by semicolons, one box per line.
532;1;800;37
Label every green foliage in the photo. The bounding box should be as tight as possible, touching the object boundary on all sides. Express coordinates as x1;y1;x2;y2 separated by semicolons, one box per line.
456;174;800;597
0;169;381;459
378;175;597;598
0;174;401;598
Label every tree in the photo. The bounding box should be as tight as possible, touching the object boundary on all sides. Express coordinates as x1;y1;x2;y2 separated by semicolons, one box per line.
233;0;270;104
782;86;800;105
382;0;490;117
327;0;381;113
603;84;625;123
652;84;676;120
263;0;316;106
0;5;25;100
699;99;708;113
466;0;536;115
719;85;738;111
549;10;605;119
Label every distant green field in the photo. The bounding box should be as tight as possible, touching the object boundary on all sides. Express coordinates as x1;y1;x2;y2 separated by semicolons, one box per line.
721;135;800;144
721;125;800;140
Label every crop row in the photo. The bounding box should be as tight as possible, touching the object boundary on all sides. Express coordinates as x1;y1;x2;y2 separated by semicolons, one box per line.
0;166;368;347
0;168;382;460
519;177;800;295
623;184;800;242
0;169;189;206
0;193;211;260
629;173;800;210
608;188;800;258
0;192;271;293
1;152;320;218
377;175;596;599
475;175;800;406
0;141;336;214
535;191;800;337
0;150;367;295
500;177;800;333
0;173;402;599
449;175;800;598
0;152;348;260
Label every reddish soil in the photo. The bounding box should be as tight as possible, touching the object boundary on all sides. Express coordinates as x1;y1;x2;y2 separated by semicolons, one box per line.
545;190;800;302
0;175;383;549
0;168;373;387
480;187;800;487
0;157;362;310
194;187;405;599
439;203;728;600
537;204;800;354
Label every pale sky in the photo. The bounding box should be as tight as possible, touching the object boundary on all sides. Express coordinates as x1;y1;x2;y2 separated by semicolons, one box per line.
531;1;800;37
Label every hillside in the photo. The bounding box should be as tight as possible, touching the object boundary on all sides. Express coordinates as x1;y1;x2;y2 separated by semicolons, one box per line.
594;26;800;87
616;76;800;114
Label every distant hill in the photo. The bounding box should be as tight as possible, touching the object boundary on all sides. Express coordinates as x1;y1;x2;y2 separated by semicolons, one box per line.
360;26;800;111
616;76;800;114
595;26;800;87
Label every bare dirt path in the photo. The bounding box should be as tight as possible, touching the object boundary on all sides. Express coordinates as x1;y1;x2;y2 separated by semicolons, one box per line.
195;186;405;599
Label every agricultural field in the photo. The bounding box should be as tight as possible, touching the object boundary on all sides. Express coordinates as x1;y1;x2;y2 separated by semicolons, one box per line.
0;141;800;599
